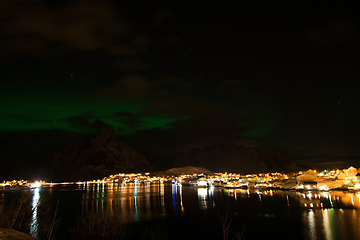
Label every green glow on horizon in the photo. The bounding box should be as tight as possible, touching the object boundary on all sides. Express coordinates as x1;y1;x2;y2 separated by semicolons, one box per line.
0;93;176;133
141;116;177;129
241;118;278;138
2;91;276;138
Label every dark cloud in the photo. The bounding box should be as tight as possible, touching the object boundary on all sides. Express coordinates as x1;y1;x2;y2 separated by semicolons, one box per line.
126;112;257;156
60;111;111;132
110;112;144;129
0;0;146;60
99;75;156;100
218;80;245;94
141;96;232;117
98;74;190;101
115;58;152;72
308;17;359;46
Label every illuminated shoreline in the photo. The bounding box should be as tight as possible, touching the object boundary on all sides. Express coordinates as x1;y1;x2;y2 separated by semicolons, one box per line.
1;166;360;192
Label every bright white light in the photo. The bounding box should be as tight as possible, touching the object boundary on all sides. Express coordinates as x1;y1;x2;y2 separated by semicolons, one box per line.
318;185;329;191
30;187;40;238
197;180;207;186
31;182;42;188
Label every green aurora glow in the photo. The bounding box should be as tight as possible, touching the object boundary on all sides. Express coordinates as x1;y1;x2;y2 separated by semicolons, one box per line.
1;93;180;135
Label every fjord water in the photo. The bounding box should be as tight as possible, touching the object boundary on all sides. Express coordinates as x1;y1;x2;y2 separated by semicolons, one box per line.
3;183;360;240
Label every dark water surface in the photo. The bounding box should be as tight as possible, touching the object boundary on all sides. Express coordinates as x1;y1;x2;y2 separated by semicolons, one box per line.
2;182;360;240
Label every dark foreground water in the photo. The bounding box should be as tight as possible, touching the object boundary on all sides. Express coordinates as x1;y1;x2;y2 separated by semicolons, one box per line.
2;182;360;240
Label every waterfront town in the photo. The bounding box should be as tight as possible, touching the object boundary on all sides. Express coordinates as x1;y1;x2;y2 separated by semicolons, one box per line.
1;166;360;192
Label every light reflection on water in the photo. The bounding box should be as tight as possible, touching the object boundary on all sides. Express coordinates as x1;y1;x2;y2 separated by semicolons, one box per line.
30;187;40;239
81;182;169;222
304;210;316;240
323;209;333;240
19;184;360;239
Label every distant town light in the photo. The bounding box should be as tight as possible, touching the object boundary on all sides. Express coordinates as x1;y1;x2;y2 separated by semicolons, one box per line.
31;181;42;188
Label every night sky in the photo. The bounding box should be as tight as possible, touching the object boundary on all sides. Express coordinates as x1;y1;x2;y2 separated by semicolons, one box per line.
1;1;360;177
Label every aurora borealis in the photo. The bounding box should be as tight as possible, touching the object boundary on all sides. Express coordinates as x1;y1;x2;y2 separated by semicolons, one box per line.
1;1;360;179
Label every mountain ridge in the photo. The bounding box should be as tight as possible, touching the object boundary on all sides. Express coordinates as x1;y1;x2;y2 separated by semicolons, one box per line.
172;142;302;174
43;127;153;181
